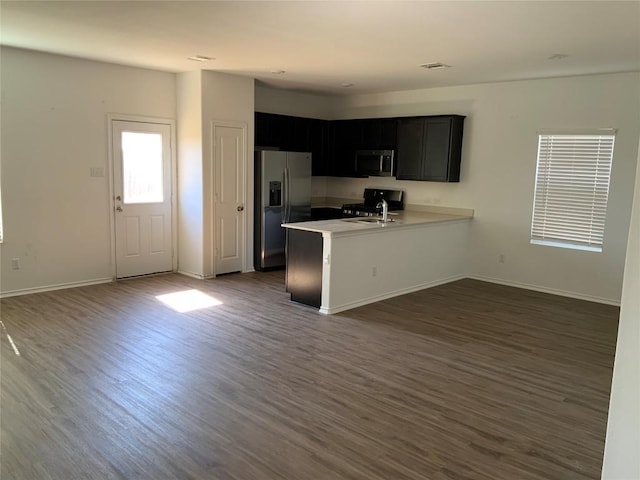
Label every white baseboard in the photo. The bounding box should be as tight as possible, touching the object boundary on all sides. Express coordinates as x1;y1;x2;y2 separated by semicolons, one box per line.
177;270;214;280
320;274;467;315
467;274;621;307
0;277;113;299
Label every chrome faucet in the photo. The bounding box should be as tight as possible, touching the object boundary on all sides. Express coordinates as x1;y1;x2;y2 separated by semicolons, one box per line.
377;199;389;222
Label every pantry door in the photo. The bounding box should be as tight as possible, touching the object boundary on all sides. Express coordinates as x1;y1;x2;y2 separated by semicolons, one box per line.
213;122;246;275
112;120;173;278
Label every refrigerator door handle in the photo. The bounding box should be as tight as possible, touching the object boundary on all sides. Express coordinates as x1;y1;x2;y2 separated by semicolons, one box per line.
281;169;286;224
285;166;291;222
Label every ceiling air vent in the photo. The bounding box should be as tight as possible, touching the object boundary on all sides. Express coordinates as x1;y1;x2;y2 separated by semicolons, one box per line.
187;55;215;62
420;62;451;70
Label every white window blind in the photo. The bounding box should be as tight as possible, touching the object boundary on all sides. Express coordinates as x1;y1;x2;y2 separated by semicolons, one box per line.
531;133;615;252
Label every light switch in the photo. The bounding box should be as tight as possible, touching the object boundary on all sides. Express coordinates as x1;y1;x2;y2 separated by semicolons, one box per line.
90;167;105;178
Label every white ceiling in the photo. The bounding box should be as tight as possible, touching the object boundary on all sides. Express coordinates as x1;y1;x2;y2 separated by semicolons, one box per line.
1;1;639;96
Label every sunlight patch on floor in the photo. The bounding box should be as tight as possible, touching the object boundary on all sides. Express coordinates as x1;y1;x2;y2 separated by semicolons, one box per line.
156;289;223;313
0;320;21;356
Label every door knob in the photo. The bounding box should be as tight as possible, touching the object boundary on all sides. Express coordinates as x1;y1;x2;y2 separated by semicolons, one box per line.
116;206;123;212
237;205;244;212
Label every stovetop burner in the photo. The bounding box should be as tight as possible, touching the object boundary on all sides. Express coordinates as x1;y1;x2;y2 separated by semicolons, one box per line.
341;188;405;217
341;203;382;217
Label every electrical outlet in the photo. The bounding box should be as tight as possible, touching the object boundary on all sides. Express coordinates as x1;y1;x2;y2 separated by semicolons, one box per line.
11;258;20;270
498;254;505;264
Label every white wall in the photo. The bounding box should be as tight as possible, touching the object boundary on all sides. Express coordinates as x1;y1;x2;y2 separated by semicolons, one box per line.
601;139;640;479
255;84;338;120
202;71;255;277
258;73;640;304
323;220;470;314
176;71;205;278
0;47;176;295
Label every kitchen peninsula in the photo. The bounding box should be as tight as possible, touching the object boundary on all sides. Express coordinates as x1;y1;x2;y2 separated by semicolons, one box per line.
282;207;473;314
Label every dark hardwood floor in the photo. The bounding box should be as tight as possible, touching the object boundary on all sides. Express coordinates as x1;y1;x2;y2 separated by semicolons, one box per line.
0;272;619;479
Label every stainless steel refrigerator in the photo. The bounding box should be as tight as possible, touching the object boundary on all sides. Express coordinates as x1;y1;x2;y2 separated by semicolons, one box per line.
254;150;312;270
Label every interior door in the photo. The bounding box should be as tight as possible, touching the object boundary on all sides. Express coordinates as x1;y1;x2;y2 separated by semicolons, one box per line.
213;123;246;275
112;120;173;278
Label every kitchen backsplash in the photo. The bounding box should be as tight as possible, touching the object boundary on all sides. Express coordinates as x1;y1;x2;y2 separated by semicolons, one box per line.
311;176;468;207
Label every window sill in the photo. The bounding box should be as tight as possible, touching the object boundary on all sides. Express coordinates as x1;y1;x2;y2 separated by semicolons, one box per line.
531;239;602;253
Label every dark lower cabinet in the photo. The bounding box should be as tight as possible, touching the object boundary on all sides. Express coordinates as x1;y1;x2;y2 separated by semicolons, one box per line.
311;207;343;220
396;115;465;182
286;229;323;308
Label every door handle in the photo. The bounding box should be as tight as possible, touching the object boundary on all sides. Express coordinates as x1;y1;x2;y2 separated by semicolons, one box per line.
237;205;244;212
116;206;123;212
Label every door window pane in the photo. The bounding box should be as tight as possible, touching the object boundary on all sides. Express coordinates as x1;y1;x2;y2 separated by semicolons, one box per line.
122;131;163;204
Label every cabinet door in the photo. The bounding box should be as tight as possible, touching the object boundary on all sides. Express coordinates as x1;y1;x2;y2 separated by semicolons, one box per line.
360;118;397;149
267;113;289;149
396;117;424;180
330;120;360;176
310;119;328;176
255;112;271;147
288;116;311;152
422;118;452;181
360;119;380;148
379;118;398;149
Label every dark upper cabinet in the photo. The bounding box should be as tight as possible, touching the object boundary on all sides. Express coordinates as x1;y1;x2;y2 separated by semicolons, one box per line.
255;112;288;149
396;115;465;182
360;118;397;149
328;118;397;176
255;112;271;147
396;117;424;180
309;119;328;176
287;116;311;152
255;112;329;175
254;112;307;151
256;112;463;180
359;119;379;148
329;120;360;177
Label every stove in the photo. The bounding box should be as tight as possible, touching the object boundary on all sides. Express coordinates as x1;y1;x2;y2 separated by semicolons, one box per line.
342;188;404;217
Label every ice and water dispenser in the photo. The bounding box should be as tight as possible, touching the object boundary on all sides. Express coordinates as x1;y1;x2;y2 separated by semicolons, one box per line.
269;181;282;207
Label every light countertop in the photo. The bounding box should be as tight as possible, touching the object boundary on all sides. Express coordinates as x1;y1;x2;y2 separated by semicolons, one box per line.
283;208;473;237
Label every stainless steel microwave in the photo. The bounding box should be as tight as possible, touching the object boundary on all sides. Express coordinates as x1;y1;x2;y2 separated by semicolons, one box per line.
355;149;395;177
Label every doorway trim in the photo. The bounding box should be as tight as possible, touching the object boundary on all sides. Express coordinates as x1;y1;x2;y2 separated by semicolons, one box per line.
107;113;177;279
210;119;251;278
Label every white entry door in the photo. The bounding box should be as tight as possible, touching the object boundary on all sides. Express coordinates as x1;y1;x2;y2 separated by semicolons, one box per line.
213;123;246;275
112;120;173;278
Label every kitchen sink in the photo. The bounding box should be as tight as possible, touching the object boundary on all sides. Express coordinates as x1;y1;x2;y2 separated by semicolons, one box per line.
343;217;396;224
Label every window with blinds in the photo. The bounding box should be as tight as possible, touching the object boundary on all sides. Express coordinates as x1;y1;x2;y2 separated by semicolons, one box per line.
531;132;615;252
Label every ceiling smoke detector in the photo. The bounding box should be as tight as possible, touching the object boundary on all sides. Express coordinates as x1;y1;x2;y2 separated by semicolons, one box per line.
420;62;451;70
548;53;569;61
270;70;286;74
341;82;354;88
187;55;214;62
